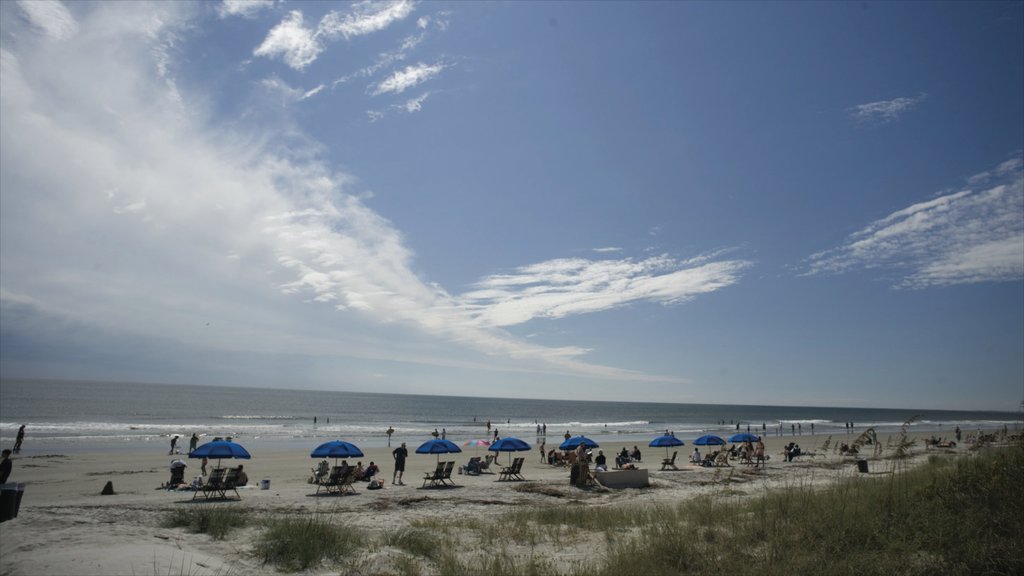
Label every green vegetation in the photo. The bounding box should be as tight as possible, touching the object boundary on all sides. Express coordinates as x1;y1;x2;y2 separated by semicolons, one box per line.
424;443;1023;576
253;514;365;571
162;506;247;540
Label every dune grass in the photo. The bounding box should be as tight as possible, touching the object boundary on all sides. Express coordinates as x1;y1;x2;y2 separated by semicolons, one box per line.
413;442;1022;575
253;514;365;571
162;506;247;540
586;442;1023;576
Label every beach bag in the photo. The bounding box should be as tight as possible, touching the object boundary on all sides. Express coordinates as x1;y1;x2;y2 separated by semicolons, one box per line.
367;478;383;490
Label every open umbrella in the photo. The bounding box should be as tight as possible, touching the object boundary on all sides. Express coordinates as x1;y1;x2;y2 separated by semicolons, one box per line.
488;436;531;466
416;438;462;463
728;432;760;443
311;440;364;464
189;440;251;469
559;435;599;451
649;434;685;459
462;439;491;455
692;434;726;446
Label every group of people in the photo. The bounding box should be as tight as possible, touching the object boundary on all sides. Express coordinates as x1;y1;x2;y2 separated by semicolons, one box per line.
690;439;768;468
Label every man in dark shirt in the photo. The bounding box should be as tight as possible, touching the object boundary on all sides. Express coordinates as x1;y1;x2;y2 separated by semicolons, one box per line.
392;442;408;485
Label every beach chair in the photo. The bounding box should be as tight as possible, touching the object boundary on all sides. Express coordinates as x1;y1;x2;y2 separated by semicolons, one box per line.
439;461;457;487
337;468;358;495
316;466;345;495
192;468;225;500
478;454;496;474
310;460;330;484
498;457;525;481
194;467;240;500
422;461;446;488
660;451;679;471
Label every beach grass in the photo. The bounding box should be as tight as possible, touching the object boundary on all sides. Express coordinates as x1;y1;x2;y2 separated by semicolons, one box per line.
406;442;1023;576
162;507;247;540
253;514;365;571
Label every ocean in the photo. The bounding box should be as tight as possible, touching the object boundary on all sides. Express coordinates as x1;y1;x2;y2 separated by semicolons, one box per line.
0;379;1020;454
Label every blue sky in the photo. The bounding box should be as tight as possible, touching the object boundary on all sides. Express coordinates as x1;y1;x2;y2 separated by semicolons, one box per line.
1;1;1021;411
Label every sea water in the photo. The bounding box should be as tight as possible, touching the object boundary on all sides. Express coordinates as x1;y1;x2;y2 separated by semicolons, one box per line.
0;379;1019;454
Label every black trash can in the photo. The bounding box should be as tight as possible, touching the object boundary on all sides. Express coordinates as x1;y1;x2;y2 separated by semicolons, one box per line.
856;459;869;473
0;483;25;522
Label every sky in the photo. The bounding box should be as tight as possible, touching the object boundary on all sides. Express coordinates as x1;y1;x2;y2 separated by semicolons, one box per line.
1;1;1022;411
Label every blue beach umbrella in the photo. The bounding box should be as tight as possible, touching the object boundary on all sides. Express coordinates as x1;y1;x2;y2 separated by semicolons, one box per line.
692;435;726;446
728;433;761;443
416;438;462;463
488;436;532;465
310;440;364;464
559;435;599;451
189;440;251;469
649;434;685;458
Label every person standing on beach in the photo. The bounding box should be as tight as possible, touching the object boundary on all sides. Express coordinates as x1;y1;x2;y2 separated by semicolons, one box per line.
539;441;546;463
169;435;179;455
392;442;408;485
0;449;12;483
189;433;199;454
13;425;25;453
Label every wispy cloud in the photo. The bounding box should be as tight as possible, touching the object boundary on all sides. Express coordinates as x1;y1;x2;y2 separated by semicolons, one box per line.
847;93;927;124
460;255;751;327
0;2;683;387
331;33;424;87
254;1;416;70
371;62;444;95
319;0;416;40
803;156;1024;288
17;0;78;40
400;92;429;113
219;0;277;19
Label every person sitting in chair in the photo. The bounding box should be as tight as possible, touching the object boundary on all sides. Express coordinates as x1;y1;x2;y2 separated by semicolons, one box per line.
594;450;607;471
362;461;379;480
235;465;248;486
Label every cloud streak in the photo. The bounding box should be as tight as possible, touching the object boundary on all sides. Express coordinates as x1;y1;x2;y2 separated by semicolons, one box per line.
804;157;1024;288
847;93;927;124
371;62;444;95
461;255;751;327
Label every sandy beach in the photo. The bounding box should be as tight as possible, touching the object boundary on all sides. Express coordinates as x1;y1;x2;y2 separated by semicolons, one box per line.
0;428;995;576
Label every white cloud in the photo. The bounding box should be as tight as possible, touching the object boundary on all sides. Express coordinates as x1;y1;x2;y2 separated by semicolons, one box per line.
400;92;429;113
255;2;416;71
460;255;751;327
847;93;927;124
319;0;416;40
331;33;423;87
0;2;682;388
804;157;1024;288
219;0;277;19
372;62;443;95
253;10;322;70
17;0;78;40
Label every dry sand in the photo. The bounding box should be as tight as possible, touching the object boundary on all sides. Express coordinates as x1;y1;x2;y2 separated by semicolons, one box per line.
0;430;979;575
